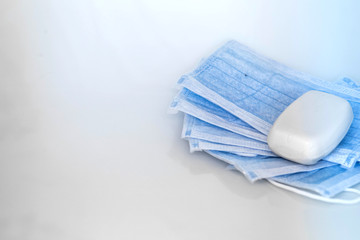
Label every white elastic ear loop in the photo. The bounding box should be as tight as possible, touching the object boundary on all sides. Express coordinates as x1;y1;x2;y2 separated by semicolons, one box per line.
268;180;360;204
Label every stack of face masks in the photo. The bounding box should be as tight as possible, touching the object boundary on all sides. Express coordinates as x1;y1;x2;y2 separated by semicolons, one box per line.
169;40;360;204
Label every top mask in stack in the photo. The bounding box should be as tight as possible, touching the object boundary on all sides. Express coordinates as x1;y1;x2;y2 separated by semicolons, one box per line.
170;40;360;201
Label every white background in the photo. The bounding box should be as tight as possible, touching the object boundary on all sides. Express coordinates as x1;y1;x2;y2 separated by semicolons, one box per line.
1;1;360;239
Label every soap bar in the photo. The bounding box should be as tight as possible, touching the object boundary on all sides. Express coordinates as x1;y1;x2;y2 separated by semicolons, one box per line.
267;90;353;165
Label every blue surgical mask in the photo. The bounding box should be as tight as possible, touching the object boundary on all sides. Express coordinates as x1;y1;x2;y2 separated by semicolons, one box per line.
207;150;336;182
182;114;270;151
207;151;360;204
170;88;267;142
177;40;360;168
188;138;274;157
170;41;360;203
181;114;360;168
269;163;360;203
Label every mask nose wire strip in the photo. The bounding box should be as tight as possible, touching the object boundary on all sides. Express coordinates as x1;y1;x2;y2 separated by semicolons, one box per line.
267;180;360;204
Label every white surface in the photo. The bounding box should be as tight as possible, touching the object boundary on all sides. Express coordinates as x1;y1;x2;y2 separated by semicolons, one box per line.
1;1;360;240
268;91;353;165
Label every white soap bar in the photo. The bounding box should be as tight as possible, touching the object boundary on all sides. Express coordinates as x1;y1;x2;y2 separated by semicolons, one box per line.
267;90;353;165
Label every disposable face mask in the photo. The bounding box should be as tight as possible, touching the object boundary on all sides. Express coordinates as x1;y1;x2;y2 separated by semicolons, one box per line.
269;163;360;203
178;40;360;168
170;88;267;142
173;90;359;166
214;152;360;204
182;113;358;168
189;136;358;166
182;114;270;151
206;150;336;182
182;113;360;167
170;77;358;145
188;138;274;157
224;164;360;204
171;79;360;162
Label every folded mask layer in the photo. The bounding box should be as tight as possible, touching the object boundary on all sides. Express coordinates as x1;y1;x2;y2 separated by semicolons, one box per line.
206;151;336;182
188;138;274;157
182;114;270;151
178;40;360;168
170;88;267;142
173;89;360;166
271;163;360;197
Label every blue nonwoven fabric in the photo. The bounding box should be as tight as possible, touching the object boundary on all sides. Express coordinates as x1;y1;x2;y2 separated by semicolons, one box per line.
177;40;360;168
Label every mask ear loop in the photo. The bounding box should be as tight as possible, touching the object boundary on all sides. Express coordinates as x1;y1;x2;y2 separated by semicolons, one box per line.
268;180;360;204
